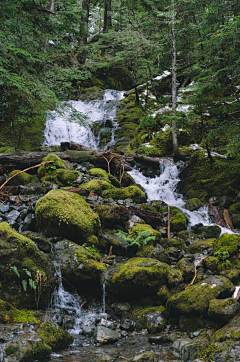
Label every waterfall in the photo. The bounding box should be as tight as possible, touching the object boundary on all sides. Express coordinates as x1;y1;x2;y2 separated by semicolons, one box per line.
129;158;234;235
43;89;125;150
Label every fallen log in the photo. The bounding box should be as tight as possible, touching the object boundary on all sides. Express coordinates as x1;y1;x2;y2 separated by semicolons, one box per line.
223;209;235;232
110;206;163;228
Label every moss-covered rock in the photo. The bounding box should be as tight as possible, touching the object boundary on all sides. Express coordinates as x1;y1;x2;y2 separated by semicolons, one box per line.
213;315;240;342
80;178;115;196
212;233;240;256
121;172;135;187
22;231;52;253
107;257;170;298
185;198;203;211
232;214;240;228
94;205;122;229
102;186;147;203
136;244;155;258
99;229;130;256
35;189;100;244
131;306;166;333
160;207;187;232
176;258;195;283
201;225;221;239
0;146;14;153
89;168;121;187
54;239;106;293
0;300;39;324
55;169;80;186
129;223;161;243
37;153;67;179
7;170;37;186
229;201;240;214
208;298;239;323
167;276;235;317
188;239;216;254
0;223;55;309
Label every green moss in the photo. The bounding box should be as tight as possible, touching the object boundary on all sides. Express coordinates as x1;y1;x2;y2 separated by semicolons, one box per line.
188;239;216;254
7;170;37;186
161;237;186;250
0;146;14;153
167;276;234;316
81;178;115;195
5;344;20;356
229;201;240;214
167;268;184;287
212;233;240;255
108;257;170;297
121;172;135;187
213;315;240;342
160;207;187;232
37;153;66;179
55;169;80;186
0;223;54;309
102;185;147;203
136;244;155;257
0;299;39;324
86;235;99;247
208;298;238;319
35;190;100;244
95;205;121;228
185;198;202;211
233;214;240;228
129;223;161;243
38;322;74;351
139;205;158;213
89;168;121;187
130;305;165;332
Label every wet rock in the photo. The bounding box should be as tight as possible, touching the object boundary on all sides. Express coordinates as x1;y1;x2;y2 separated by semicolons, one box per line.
172;338;192;352
188;238;215;254
125;215;145;231
179;315;205;332
151;244;171;264
200;225;221;239
185;198;203;211
133;352;158;361
21;213;35;232
213;314;240;342
177;258;195;283
93;326;120;344
177;230;199;245
82;325;96;336
54;239;105;293
113;302;131;316
148;334;171;344
98;230;129;256
120;313;135;332
209;196;219;206
167;276;235;317
22;231;52;253
181;341;208;362
98;318;117;330
208;298;240;323
121;172;135;187
166;247;184;262
102;186;147;204
190;223;203;235
5;209;20;223
142;311;166;333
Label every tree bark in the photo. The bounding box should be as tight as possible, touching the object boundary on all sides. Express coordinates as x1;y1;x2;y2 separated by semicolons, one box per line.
171;0;178;153
101;0;112;56
79;0;90;64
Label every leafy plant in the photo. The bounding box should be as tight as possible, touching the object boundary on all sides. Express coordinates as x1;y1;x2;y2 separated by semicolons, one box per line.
114;230;156;248
214;249;232;268
11;266;36;292
82;243;100;256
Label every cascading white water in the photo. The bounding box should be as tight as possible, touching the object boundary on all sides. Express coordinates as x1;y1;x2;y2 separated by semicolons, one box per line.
129;158;234;235
43;89;125;149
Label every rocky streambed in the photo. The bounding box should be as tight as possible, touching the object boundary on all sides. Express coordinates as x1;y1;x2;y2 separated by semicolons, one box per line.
0;152;240;362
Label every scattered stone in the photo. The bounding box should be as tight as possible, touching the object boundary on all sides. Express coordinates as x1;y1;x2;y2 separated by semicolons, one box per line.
93;326;120;344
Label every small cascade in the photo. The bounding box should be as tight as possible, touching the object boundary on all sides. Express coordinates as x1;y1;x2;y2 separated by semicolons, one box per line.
102;281;106;314
129;158;234;235
43;89;125;150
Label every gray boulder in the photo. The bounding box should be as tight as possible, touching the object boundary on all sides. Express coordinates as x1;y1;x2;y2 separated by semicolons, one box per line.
93;326;120;344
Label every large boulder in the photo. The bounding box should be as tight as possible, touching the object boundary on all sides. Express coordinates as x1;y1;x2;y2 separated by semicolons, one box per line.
89;168;121;187
208;298;239;324
188;239;216;254
213;314;240;342
35;190;100;244
129;223;161;243
167;276;235;317
37;153;67;179
53;239;106;293
80;178;115;196
102;186;147;203
106;257;170;299
0;223;55;309
7;170;37;186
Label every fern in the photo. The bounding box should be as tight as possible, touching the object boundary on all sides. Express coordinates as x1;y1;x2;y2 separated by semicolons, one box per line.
22;280;27;292
11;266;20;278
114;230;155;248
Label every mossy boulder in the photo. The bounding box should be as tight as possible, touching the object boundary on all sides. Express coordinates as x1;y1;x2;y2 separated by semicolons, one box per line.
55;169;80;186
167;276;235;317
22;231;52;253
7;170;37;186
0;146;14;153
229;201;240;214
53;239;106;293
201;225;221;239
107;257;170;298
185;198;203;211
80;178;115;196
212;233;240;256
98;229;130;256
121;172;135;187
131;306;166;333
161;207;187;232
188;239;216;254
1;321;73;362
208;298;239;323
102;186;147;203
232;214;240;228
35;189;101;244
213;315;240;342
136;244;155;258
0;223;55;309
37;153;67;179
89;167;120;187
129;223;161;243
94;205;122;229
176;258;195;283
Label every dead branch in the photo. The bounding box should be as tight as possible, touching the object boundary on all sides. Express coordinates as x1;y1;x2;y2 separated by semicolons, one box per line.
223;209;235;232
185;255;209;290
0;161;54;190
167;204;171;239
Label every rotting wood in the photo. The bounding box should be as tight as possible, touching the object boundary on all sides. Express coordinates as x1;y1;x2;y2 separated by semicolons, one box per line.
0;161;54;190
185;255;209;290
208;203;227;228
107;206;163;227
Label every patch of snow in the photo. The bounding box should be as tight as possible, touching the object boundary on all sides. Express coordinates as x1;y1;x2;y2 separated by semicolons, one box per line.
210;284;217;288
154;70;171;81
162;124;170;132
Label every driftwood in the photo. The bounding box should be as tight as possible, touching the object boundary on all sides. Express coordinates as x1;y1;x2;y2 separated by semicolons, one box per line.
110;206;163;227
185;255;209;290
208;203;235;231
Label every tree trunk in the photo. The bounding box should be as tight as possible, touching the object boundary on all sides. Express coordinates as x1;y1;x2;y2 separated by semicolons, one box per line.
79;0;90;64
171;0;178;153
49;0;55;13
101;0;112;56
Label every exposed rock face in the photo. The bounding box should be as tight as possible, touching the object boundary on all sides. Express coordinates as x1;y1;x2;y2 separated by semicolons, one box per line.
53;239;106;293
167;276;235;317
93;326;120;344
35;189;101;244
0;222;55;309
